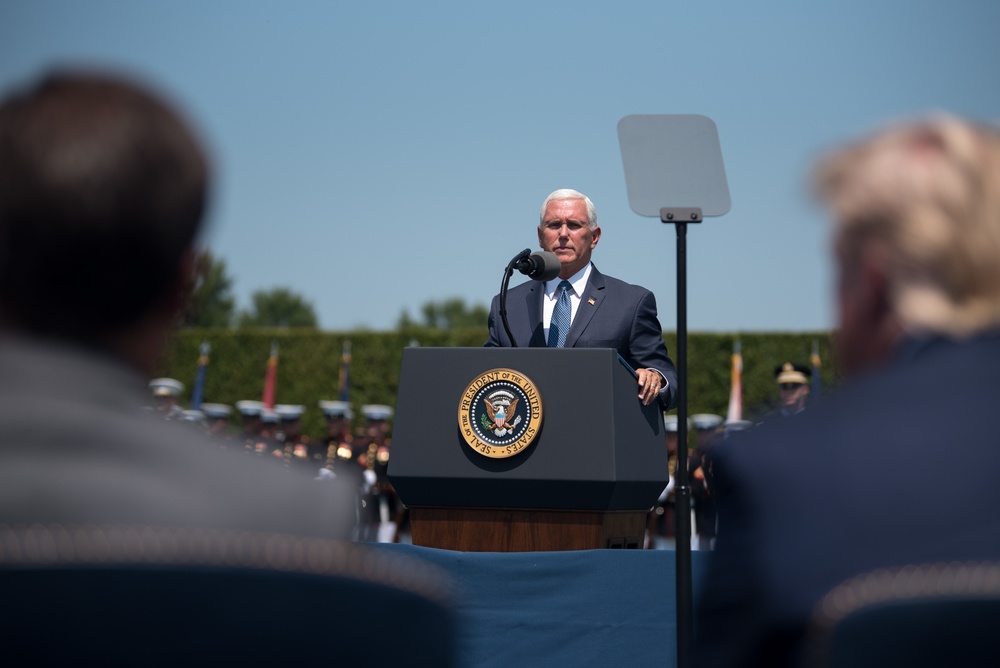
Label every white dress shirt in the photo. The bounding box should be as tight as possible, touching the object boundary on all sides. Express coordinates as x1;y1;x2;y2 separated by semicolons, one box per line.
542;263;592;342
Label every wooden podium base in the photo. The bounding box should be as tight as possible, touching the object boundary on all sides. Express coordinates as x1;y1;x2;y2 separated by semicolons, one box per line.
409;507;647;552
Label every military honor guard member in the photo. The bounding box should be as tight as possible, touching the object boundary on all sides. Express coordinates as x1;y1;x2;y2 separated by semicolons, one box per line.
236;400;278;458
318;401;364;530
773;362;812;417
201;403;235;446
647;414;684;549
318;400;359;475
259;407;284;459
275;404;317;471
356;404;395;542
690;413;724;551
178;409;206;430
148;378;184;419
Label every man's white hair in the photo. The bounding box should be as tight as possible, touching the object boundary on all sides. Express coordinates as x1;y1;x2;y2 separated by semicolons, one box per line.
539;189;597;229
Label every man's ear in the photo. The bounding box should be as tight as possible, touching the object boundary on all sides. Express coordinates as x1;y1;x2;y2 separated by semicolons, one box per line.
857;246;892;328
837;245;901;374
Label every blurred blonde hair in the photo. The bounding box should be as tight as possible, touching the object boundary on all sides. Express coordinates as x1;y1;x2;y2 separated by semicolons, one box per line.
815;115;1000;337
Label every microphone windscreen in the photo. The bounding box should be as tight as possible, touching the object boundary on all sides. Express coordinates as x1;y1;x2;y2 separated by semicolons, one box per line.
531;251;561;281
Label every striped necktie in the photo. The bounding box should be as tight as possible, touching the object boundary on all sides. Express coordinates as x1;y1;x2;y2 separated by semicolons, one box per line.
547;280;572;348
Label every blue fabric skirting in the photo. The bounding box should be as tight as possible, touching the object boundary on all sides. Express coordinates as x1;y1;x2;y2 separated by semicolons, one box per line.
371;544;707;668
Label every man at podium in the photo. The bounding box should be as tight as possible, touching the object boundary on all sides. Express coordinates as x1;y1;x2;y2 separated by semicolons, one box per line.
485;188;677;409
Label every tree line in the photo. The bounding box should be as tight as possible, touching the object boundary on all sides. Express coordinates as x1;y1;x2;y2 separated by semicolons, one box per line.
186;251;489;331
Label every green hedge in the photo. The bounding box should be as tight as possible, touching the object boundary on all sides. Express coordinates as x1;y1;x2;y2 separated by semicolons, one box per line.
156;327;838;439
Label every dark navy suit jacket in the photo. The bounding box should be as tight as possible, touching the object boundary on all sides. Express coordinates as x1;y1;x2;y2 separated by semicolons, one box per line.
694;330;1000;667
485;264;678;410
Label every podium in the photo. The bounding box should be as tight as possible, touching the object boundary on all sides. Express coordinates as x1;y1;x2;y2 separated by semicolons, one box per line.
388;347;668;551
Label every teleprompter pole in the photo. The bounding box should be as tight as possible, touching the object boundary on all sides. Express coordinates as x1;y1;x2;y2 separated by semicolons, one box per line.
662;207;701;668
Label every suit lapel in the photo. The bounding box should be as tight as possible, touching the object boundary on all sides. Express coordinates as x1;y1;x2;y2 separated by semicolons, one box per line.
525;283;547;347
564;266;606;348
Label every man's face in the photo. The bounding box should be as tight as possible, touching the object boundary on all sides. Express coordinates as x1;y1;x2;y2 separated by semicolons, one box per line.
208;418;228;435
153;395;174;412
241;416;261;434
778;383;809;413
283;420;301;440
538;198;601;279
326;417;347;438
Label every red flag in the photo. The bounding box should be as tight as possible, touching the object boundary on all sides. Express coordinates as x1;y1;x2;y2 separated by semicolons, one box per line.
726;340;742;423
262;341;279;409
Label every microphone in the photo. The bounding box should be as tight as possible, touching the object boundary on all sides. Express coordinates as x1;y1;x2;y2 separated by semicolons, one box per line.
513;250;561;281
499;249;563;347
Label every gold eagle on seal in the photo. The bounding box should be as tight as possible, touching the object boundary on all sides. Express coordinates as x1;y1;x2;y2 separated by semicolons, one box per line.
484;397;518;433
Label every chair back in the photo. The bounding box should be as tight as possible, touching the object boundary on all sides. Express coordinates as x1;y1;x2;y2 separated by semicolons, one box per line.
0;524;457;667
801;561;1000;668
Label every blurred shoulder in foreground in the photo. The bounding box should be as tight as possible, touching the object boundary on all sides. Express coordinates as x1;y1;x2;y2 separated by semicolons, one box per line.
695;116;1000;668
0;70;353;539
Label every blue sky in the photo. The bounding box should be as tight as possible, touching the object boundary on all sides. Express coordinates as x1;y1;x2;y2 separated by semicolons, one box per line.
2;1;997;332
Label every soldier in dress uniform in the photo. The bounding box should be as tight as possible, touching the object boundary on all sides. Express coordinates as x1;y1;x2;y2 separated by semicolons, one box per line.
690;413;724;550
178;409;206;431
201;403;236;447
318;401;364;533
259;407;285;461
647;414;685;549
772;362;812;417
318;401;359;476
148;378;184;420
275;404;316;472
355;404;396;542
235;400;279;459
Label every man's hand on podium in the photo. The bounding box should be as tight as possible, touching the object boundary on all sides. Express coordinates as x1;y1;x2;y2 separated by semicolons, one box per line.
636;368;663;406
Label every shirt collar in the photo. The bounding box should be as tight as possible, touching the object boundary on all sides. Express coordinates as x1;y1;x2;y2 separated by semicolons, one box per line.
545;262;592;298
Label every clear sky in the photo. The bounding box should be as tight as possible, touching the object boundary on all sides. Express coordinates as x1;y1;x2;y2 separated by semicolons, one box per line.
2;1;997;332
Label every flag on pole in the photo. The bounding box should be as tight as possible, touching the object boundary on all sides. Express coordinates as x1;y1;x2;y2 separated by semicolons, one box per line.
338;340;351;402
726;340;743;423
811;339;822;402
262;341;279;409
190;341;211;410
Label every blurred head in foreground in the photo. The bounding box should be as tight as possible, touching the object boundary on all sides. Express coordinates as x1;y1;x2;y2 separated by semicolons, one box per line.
815;115;1000;374
0;70;208;373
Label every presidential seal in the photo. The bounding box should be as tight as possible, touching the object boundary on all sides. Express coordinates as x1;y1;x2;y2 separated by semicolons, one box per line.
458;368;543;459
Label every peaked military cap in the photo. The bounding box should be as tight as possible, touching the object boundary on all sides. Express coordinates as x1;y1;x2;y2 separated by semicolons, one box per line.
663;414;693;433
774;362;811;385
201;403;232;419
691;413;724;431
275;404;305;421
149;378;184;398
319;400;353;420
235;400;265;417
361;404;394;421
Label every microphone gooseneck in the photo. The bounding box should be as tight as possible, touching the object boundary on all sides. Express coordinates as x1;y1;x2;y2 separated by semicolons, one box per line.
500;249;563;347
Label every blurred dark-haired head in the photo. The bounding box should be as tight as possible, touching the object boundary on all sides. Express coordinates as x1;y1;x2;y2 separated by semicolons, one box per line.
0;70;209;347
